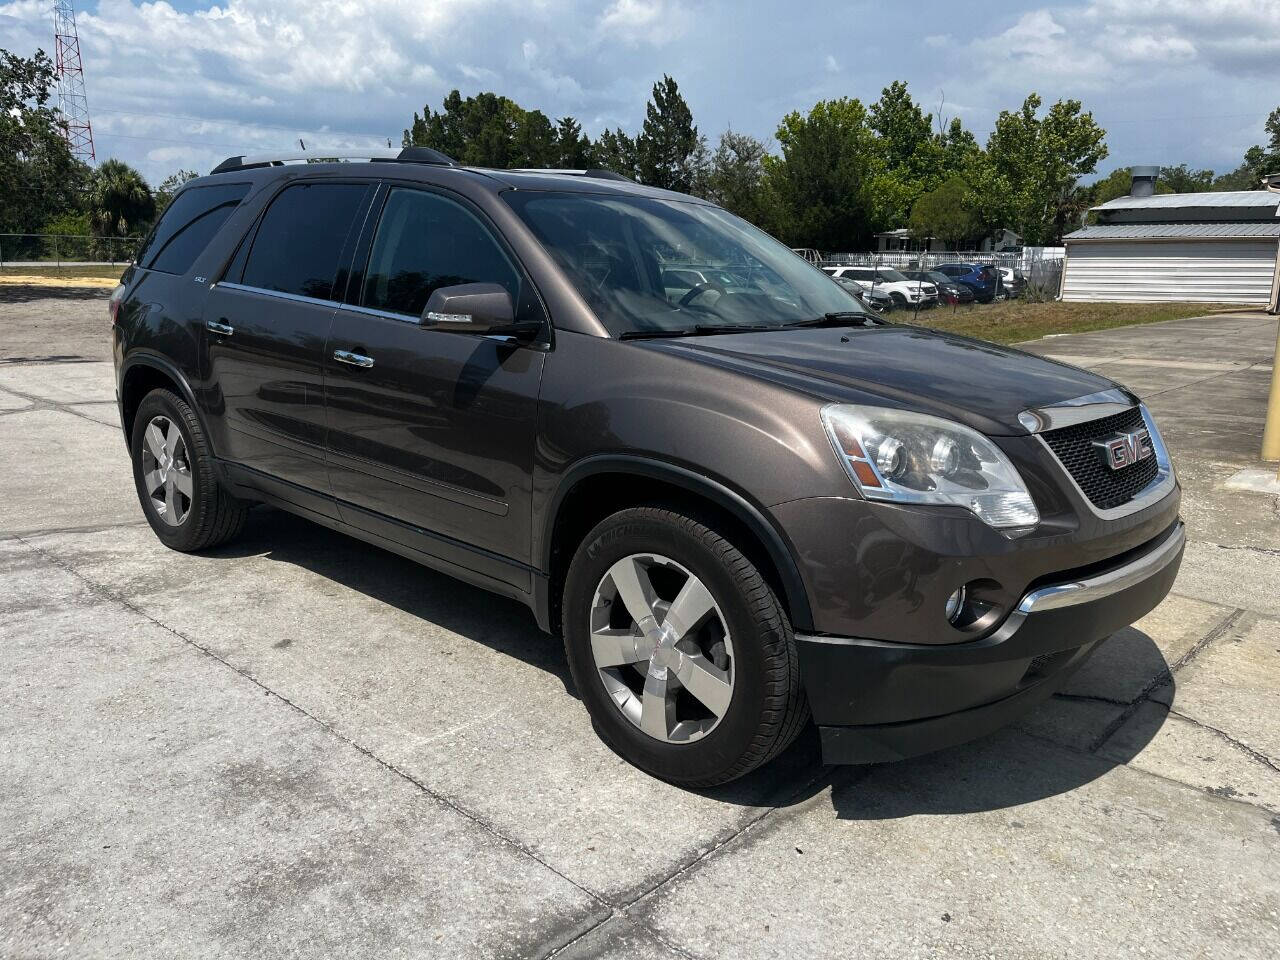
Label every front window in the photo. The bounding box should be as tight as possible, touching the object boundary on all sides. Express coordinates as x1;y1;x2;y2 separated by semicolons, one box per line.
503;191;866;337
876;269;910;283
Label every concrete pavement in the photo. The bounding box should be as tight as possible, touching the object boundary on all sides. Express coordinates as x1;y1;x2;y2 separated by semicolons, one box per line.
1;298;1277;958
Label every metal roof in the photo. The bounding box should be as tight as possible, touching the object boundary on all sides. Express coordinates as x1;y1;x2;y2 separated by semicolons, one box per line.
1065;222;1280;241
1091;190;1280;212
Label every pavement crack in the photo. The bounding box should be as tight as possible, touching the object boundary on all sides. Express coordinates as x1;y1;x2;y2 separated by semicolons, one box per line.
12;534;615;925
1087;607;1247;754
1167;709;1280;774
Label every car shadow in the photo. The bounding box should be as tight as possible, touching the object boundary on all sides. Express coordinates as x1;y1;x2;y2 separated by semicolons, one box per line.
204;506;1171;814
0;284;113;303
829;629;1174;820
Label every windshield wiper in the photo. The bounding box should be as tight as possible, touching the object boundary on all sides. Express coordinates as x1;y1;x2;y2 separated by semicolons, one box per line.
620;323;779;340
783;312;881;329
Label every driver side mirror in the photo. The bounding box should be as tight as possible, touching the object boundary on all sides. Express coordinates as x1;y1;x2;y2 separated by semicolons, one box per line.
420;283;540;340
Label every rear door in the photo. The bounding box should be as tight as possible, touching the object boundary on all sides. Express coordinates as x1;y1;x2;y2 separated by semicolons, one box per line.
322;183;547;576
203;180;373;503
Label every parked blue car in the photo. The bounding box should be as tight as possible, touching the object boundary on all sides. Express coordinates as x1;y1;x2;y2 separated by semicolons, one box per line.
934;262;1000;303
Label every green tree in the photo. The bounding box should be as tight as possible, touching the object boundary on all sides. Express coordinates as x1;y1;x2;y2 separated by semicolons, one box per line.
761;98;883;249
554;116;593;168
865;82;944;229
1211;109;1279;190
402;90;557;167
983;93;1108;244
154;169;199;213
701;130;770;226
636;74;703;192
593;127;640;180
89;159;155;239
1159;163;1215;193
0;48;90;235
909;176;978;247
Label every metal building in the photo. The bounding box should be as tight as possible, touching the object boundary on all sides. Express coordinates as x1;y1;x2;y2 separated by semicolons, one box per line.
1061;175;1280;310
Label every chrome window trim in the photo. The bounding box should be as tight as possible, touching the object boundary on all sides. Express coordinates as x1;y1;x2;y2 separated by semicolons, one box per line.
338;302;420;324
1017;521;1184;614
214;281;337;310
1017;388;1133;433
1032;402;1176;520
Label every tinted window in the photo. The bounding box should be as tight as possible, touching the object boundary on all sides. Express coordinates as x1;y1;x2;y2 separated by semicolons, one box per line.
362;188;520;317
242;182;369;301
137;182;249;275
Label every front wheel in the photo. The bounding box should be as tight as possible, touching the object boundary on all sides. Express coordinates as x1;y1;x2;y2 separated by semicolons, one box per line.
562;507;809;787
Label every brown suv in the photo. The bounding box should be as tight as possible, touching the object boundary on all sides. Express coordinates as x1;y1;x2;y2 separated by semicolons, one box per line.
111;149;1184;786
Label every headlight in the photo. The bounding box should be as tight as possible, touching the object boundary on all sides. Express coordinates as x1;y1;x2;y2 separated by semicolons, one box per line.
821;404;1039;529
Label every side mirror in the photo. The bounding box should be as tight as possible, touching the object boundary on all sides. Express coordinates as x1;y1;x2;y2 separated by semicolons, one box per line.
420;283;538;339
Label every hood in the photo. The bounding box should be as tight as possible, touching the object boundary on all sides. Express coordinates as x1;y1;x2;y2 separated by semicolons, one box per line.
639;325;1126;436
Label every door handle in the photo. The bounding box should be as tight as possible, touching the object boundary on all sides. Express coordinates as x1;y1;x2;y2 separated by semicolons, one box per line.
206;319;234;336
333;349;375;369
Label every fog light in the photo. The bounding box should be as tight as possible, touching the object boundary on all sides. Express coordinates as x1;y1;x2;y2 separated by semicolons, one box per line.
945;586;967;623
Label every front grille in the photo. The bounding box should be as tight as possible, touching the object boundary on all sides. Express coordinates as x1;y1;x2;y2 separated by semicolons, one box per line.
1041;406;1159;510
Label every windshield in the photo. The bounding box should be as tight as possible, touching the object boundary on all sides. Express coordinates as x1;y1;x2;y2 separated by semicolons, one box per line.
503;191;866;336
877;269;909;283
926;272;951;284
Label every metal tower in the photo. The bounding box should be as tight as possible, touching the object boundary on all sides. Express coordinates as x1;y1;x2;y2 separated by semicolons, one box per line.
52;1;95;163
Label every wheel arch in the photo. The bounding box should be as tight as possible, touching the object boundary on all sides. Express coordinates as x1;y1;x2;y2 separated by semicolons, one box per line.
540;456;813;636
119;354;203;448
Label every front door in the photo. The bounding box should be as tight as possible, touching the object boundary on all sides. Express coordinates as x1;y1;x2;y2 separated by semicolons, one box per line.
323;185;547;579
203;180;373;503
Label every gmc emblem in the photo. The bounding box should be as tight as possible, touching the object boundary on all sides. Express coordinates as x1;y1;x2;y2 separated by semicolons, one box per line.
1093;428;1154;471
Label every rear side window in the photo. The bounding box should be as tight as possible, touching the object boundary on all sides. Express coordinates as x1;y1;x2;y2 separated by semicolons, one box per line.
241;182;369;301
136;182;249;275
361;187;520;317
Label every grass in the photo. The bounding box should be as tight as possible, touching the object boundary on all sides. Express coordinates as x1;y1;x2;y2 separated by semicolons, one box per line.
0;264;125;284
902;299;1250;344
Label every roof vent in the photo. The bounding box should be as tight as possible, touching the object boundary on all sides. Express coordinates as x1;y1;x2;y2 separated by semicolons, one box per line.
1129;165;1161;198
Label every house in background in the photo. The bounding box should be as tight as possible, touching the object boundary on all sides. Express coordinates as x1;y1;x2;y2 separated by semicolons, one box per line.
1061;167;1280;309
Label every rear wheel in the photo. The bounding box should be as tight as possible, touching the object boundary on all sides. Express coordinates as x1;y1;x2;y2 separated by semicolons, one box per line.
130;388;247;551
562;506;809;787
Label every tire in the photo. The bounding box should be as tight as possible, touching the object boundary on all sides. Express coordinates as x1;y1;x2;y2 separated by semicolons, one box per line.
130;388;248;552
562;506;809;788
889;292;907;308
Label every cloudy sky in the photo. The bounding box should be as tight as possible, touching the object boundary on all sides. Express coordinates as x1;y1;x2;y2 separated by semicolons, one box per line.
3;0;1278;185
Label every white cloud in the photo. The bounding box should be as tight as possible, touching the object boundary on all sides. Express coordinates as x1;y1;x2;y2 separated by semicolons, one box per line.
824;54;839;73
597;0;691;45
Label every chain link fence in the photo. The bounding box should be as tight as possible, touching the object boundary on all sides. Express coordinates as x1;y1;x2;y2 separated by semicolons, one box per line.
0;233;142;267
815;248;1066;302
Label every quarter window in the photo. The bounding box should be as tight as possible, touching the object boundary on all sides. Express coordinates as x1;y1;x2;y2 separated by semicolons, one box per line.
362;188;520;317
241;182;369;301
136;182;250;275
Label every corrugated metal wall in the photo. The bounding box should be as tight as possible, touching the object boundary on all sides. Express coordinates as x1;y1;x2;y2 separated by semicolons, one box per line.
1061;240;1279;304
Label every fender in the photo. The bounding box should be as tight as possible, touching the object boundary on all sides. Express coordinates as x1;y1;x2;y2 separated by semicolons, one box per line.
118;351;207;448
542;454;814;632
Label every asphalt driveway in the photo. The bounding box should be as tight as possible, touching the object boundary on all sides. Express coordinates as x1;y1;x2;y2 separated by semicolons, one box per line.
2;289;1277;959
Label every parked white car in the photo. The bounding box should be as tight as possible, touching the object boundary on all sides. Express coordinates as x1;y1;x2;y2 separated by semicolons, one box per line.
822;266;937;307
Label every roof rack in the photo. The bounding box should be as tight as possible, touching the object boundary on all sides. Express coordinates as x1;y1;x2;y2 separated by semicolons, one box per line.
507;168;633;182
209;146;455;175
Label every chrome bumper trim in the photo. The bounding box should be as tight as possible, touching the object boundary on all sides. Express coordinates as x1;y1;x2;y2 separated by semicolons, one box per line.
1017;522;1185;614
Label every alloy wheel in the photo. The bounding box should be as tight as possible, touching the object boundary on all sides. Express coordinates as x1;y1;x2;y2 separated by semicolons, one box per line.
140;415;193;526
589;553;735;743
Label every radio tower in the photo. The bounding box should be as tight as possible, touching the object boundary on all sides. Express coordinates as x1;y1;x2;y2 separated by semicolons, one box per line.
52;1;96;163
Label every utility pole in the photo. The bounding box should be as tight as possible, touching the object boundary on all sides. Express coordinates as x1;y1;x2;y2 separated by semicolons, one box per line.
52;1;95;164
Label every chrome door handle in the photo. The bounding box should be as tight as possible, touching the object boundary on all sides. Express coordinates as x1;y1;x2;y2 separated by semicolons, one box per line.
206;320;234;336
333;349;375;368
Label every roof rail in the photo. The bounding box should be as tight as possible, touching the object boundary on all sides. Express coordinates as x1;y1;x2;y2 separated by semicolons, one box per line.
507;168;634;182
209;146;455;175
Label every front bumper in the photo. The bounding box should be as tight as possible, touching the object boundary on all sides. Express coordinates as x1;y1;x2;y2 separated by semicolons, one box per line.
797;520;1185;764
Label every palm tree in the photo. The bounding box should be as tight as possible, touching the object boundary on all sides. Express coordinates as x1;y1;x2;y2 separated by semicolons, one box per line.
89;159;155;238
